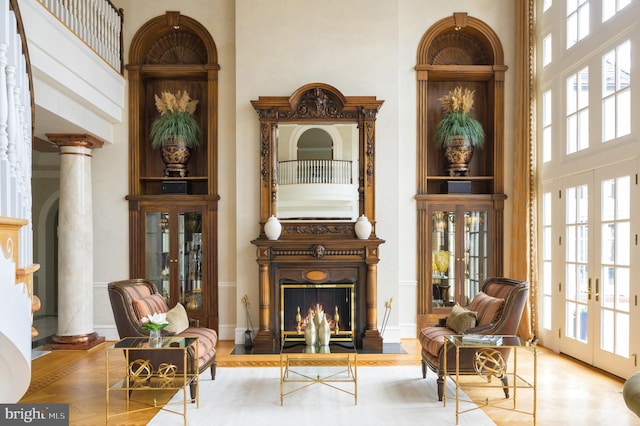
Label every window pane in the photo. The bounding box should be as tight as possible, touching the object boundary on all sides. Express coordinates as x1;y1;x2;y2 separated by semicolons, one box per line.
578;110;589;150
601;178;615;221
602;266;614;309
601;309;613;351
578;4;590;40
616;222;630;265
601;223;614;264
616;268;630;311
577;68;589;109
567;13;578;48
543;34;552;67
616;176;630;220
602;50;615;96
602;96;615;142
617;90;630;137
618;41;630;90
567;75;577;114
615;312;629;356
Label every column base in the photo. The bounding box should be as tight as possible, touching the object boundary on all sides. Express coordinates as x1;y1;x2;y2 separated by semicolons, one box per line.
252;330;276;353
362;329;383;352
44;332;105;351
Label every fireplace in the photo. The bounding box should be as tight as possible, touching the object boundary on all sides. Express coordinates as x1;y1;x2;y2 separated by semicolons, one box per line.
280;283;355;341
251;236;384;352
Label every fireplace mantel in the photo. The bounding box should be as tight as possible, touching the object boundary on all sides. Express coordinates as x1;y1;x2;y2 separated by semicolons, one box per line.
251;234;384;351
250;83;384;352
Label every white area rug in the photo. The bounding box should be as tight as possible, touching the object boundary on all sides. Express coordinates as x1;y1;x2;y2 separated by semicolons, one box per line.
149;365;495;426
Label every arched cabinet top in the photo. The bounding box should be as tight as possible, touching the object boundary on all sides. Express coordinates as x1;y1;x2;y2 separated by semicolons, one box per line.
128;11;218;66
416;13;504;66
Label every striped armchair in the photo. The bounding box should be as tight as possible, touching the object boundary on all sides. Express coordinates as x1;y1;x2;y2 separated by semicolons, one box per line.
108;279;217;400
419;277;529;401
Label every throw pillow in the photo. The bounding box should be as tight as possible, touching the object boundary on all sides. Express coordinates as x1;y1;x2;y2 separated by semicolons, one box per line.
467;291;505;326
132;294;169;321
165;302;190;334
446;303;477;333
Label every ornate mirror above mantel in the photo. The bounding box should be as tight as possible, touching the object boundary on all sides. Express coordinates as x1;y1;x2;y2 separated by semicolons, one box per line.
250;83;385;352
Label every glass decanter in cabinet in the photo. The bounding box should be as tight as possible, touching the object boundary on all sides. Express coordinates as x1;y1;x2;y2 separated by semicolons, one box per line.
428;203;495;311
142;205;206;318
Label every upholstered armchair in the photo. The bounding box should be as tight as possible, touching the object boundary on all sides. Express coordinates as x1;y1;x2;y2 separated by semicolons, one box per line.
108;279;217;400
419;277;529;401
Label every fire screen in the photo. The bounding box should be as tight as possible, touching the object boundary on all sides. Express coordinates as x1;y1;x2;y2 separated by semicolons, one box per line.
280;283;355;342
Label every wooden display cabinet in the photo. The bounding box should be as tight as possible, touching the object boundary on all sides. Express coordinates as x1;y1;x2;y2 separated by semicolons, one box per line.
125;12;220;330
415;13;508;327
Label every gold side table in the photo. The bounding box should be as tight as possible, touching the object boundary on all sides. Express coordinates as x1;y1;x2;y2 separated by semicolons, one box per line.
105;336;199;425
443;335;537;425
279;336;358;405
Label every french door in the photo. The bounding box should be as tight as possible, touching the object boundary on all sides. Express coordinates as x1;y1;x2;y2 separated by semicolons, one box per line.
543;160;638;378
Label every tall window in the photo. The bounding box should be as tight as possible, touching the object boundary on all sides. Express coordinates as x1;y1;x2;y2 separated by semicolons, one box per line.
566;67;589;154
538;0;638;377
602;40;631;142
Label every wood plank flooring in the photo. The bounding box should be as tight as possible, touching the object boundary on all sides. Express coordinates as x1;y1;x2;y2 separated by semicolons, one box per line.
19;339;640;425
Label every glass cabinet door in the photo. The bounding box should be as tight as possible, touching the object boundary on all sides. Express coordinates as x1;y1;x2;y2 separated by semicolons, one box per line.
180;211;203;311
145;211;170;301
144;208;204;312
431;210;455;308
430;207;490;309
462;210;488;304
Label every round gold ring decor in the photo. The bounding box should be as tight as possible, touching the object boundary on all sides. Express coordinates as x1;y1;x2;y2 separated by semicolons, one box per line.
128;359;153;387
157;363;177;387
473;348;506;379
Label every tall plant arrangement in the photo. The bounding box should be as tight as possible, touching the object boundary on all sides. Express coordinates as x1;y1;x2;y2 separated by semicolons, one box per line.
434;86;484;149
150;90;201;149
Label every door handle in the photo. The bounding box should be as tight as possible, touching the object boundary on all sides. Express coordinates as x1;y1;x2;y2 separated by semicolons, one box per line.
582;278;593;300
581;278;600;301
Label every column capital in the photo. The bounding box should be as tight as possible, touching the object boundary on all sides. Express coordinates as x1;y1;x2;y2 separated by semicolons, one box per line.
46;133;105;150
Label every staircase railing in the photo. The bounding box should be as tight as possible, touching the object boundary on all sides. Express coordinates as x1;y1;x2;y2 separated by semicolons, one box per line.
0;0;40;403
37;0;123;73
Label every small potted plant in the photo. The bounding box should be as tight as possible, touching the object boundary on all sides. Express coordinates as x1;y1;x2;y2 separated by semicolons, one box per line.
150;90;201;177
434;86;484;176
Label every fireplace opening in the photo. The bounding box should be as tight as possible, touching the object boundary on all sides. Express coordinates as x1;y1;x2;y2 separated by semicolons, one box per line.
280;283;355;342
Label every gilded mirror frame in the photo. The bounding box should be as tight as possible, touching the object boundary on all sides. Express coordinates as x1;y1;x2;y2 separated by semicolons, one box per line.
251;83;383;239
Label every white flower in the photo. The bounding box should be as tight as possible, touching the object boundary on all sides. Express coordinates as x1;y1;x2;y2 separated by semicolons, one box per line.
141;312;169;329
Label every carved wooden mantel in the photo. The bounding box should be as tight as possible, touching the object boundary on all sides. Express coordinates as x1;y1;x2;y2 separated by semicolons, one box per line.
252;233;384;351
250;83;385;352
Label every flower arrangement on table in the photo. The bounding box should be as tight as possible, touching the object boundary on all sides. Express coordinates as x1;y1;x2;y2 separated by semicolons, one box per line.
141;312;170;333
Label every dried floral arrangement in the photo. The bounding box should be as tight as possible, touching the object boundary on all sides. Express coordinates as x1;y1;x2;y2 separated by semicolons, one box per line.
434;86;484;148
150;90;201;149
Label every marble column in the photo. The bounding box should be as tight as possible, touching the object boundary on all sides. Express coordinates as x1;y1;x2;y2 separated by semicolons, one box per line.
44;134;105;350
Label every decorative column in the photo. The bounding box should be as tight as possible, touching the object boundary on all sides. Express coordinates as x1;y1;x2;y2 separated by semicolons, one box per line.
44;134;105;350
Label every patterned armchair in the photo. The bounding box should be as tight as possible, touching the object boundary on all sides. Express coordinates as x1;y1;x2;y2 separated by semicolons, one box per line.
419;277;529;401
108;279;217;400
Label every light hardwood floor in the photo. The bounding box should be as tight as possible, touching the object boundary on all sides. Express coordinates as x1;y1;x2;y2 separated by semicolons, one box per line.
20;339;640;425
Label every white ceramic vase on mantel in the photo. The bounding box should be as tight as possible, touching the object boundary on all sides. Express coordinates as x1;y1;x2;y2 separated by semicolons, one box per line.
354;215;372;239
264;215;282;240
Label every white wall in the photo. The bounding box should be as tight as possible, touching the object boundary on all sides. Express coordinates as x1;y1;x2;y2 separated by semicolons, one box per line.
90;0;516;343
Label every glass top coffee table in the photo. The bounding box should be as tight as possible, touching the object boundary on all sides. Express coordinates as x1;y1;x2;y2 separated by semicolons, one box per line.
279;336;358;405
